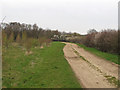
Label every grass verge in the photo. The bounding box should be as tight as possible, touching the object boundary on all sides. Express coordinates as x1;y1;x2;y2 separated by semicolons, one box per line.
2;42;81;88
76;44;119;65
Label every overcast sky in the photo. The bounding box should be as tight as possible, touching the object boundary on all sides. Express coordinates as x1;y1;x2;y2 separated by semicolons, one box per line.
0;0;119;34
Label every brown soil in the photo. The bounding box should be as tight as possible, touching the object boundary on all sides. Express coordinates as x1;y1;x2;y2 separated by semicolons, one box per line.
63;42;118;88
25;51;33;55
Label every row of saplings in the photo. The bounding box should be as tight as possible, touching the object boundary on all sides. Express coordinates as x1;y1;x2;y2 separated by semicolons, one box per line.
2;30;52;55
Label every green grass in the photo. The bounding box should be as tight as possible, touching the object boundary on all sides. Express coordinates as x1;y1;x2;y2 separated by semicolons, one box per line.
104;75;120;86
76;44;119;65
2;42;81;88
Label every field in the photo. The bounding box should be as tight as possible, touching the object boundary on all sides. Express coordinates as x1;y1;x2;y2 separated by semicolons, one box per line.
2;42;81;88
2;41;118;88
77;44;119;65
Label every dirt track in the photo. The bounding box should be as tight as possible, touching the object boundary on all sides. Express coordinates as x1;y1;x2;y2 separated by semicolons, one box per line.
63;42;118;88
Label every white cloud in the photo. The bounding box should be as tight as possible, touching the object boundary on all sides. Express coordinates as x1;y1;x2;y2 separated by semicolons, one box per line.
0;2;2;21
1;0;119;34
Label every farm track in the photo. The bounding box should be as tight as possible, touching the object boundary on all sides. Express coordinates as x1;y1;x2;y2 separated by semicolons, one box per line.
63;42;118;88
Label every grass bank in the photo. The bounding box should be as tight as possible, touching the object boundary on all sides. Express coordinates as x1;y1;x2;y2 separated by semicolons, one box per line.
2;42;81;88
76;44;119;65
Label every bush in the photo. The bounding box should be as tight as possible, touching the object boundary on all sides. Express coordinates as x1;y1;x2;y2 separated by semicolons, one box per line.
16;33;21;44
79;29;118;54
9;31;14;43
38;37;46;47
94;30;118;53
25;38;33;53
2;30;9;48
45;39;52;46
22;31;27;45
32;39;39;47
84;33;96;47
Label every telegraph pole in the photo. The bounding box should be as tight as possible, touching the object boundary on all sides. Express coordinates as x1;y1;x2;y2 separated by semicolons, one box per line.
0;16;6;89
118;1;120;89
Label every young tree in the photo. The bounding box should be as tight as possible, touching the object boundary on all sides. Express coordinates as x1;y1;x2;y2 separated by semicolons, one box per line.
2;30;9;48
9;31;14;44
39;37;48;47
16;33;21;44
87;29;97;34
32;39;39;48
25;38;33;55
38;37;44;47
46;39;52;46
22;31;27;45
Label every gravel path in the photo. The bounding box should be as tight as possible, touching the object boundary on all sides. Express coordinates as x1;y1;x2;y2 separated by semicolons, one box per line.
63;42;118;88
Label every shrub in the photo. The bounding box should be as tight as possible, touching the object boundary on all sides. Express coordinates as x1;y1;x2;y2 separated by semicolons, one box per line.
38;37;46;47
2;30;9;48
32;39;39;47
9;31;14;43
25;38;33;53
16;33;21;44
22;31;27;44
79;29;118;54
45;39;52;46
